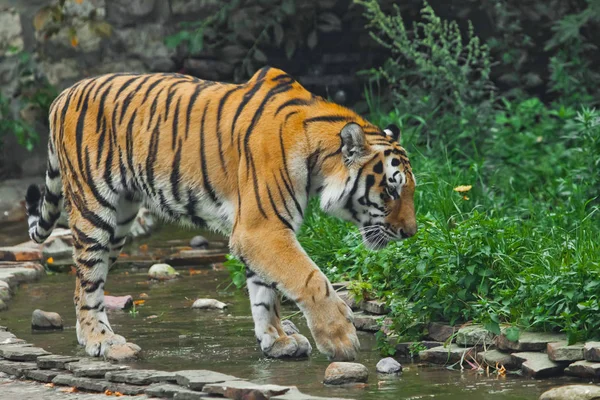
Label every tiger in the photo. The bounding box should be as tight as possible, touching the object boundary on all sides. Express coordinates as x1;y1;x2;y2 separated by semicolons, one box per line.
25;66;417;361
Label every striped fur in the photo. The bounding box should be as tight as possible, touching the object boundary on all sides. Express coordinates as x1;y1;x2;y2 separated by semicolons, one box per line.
25;67;416;361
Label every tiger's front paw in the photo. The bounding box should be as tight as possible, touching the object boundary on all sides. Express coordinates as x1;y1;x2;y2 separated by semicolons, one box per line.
85;334;141;360
259;332;312;359
307;296;360;361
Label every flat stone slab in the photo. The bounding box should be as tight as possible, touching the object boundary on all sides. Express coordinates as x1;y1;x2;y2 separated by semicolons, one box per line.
0;359;38;377
476;349;516;369
277;389;350;400
165;249;227;266
360;300;389;315
456;324;494;346
175;369;242;391
564;360;600;378
106;369;178;385
497;331;566;352
338;291;360;310
66;359;130;378
419;344;475;365
36;354;80;369
584;342;600;361
146;383;204;398
203;380;291;397
52;374;109;392
0;345;50;361
0;246;42;262
547;341;585;362
172;391;216;400
511;352;564;378
352;312;382;332
23;368;62;383
539;384;600;400
324;362;369;385
0;265;43;288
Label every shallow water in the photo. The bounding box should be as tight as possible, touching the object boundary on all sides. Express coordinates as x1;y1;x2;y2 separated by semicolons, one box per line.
0;223;576;399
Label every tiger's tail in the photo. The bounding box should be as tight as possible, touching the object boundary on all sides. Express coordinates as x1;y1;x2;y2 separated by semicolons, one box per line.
25;135;63;244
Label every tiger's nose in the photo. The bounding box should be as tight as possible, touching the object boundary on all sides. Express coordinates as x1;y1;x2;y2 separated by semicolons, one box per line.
400;223;417;239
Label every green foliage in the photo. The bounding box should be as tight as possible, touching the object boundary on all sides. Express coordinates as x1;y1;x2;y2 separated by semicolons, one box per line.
224;254;246;289
0;94;38;152
166;0;343;81
356;0;495;150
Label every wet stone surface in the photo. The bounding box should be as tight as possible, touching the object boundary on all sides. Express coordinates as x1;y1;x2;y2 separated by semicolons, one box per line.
145;383;203;398
175;369;242;391
66;359;130;378
36;355;80;369
418;344;475;365
0;344;50;361
105;369;178;385
23;368;62;383
323;362;369;385
564;360;600;378
202;380;291;397
511;352;565;378
497;331;567;352
547;341;585;362
0;359;38;376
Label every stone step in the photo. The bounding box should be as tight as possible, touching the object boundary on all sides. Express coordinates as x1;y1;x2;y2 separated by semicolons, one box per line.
105;369;178;385
352;312;383;332
0;246;42;262
203;380;292;397
564;360;600;379
360;300;389;315
547;341;584;362
418;344;476;365
175;369;243;391
0;359;38;377
584;342;600;362
476;349;517;369
496;331;566;352
0;344;50;361
456;324;494;346
511;352;564;378
36;354;80;369
66;359;130;378
23;368;62;383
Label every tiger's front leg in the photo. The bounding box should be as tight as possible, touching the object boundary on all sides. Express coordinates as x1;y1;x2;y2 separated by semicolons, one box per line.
246;268;312;358
232;227;359;361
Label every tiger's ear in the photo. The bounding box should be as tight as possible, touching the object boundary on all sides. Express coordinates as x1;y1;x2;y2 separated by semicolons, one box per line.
340;123;366;165
384;124;401;142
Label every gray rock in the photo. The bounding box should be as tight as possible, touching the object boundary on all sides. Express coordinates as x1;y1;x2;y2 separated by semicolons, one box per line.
418;344;475;365
565;360;600;378
23;368;61;383
52;374;109;392
41;237;72;263
323;362;369;385
539;385;600;400
66;359;129;378
190;235;209;249
376;357;402;374
171;0;220;19
0;299;7;311
337;291;359;310
39;59;80;87
497;331;567;352
456;325;494;346
427;322;455;342
511;352;564;378
36;355;80;369
106;0;171;27
175;370;242;391
276;388;349;400
105;369;178;385
107;382;148;395
104;295;134;310
476;349;516;369
146;383;201;398
183;59;233;81
31;309;63;331
584;342;600;362
0;8;24;56
0;360;38;377
282;319;300;335
191;298;227;310
203;380;291;397
0;279;11;301
547;341;585;362
353;312;383;332
0;345;50;361
148;263;179;280
173;391;213;400
361;300;389;315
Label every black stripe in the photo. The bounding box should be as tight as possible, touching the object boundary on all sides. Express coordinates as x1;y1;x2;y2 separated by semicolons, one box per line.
184;81;216;140
76;257;104;268
114;76;141;101
96;117;107;169
273;173;293;219
171;96;181;150
146;115;162;196
80;302;103;311
75;85;93;175
248;151;268;218
147;87;165;130
141;76;165;104
199;101;220;204
230;68;270;147
274;98;313;116
170;139;182;202
45;189;61;206
125;110;138;188
266;185;294;230
303;115;352;126
82;279;104;293
84;148;116;211
252;302;270;311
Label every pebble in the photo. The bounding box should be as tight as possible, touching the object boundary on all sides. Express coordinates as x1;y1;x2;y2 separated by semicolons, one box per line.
376;357;402;374
539;384;600;400
148;263;180;280
191;298;227;310
324;362;369;385
190;235;209;249
31;309;63;331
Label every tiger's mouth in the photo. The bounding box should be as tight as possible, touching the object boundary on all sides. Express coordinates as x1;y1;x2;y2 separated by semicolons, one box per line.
361;227;391;250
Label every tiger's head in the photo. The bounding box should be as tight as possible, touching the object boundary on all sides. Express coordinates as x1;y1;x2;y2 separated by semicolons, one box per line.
320;122;417;250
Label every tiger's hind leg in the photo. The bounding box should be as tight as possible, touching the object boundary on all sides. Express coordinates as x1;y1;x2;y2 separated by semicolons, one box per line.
108;194;142;269
246;267;312;358
69;190;140;360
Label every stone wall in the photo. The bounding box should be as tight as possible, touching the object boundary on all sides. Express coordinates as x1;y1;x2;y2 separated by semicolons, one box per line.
0;0;380;179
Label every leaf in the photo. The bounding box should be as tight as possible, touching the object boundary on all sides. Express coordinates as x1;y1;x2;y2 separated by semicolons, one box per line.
284;38;296;60
318;12;342;32
504;326;520;342
46;257;54;264
307;30;318;49
281;0;295;16
453;185;472;193
484;321;501;335
253;48;267;63
273;22;284;47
